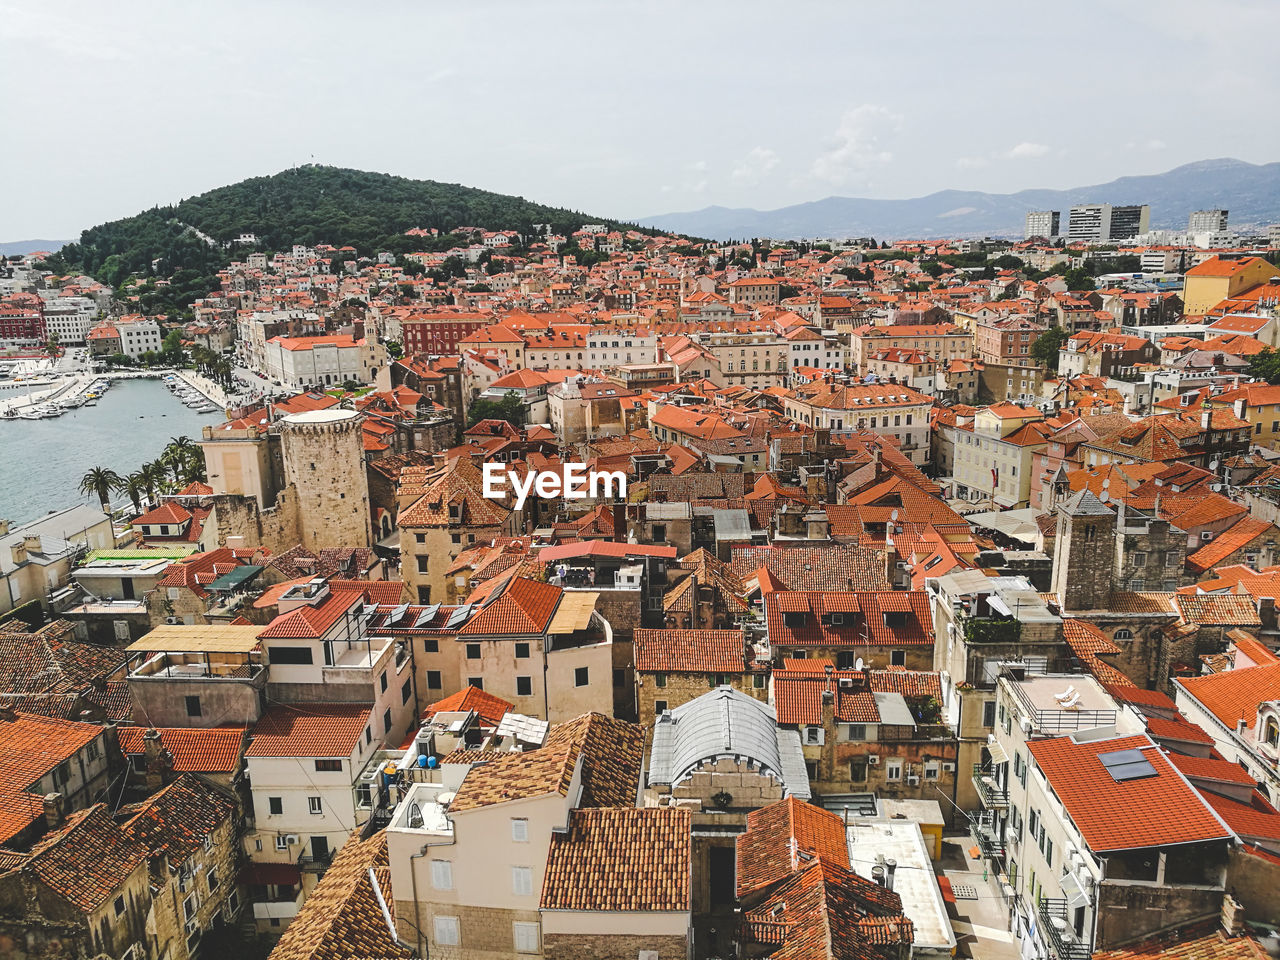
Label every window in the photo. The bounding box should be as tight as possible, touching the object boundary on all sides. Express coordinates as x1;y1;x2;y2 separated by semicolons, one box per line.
753;673;765;689
466;643;482;660
1130;552;1146;568
185;695;202;718
511;818;529;842
1113;628;1133;640
513;921;540;954
849;756;869;782
431;859;453;890
804;726;825;745
924;762;939;780
433;916;460;946
982;700;997;728
654;672;667;688
890;650;906;667
885;760;903;781
516;675;533;697
468;677;484;690
308;796;323;815
270;646;314;665
512;866;533;896
427;670;442;689
315;759;341;772
654;699;668;714
207;867;220;892
514;642;530;659
379;672;388;693
845;724;867;741
114;895;126;917
415;533;425;544
422;637;438;653
416;557;429;574
275;835;290;851
383;708;392;733
574;667;588;687
268;797;283;816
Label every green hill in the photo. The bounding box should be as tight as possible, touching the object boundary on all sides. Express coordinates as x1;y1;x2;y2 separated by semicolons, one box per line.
50;166;645;312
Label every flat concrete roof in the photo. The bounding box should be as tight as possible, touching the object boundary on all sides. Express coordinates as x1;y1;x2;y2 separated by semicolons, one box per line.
283;408;358;424
846;818;955;953
1013;674;1114;714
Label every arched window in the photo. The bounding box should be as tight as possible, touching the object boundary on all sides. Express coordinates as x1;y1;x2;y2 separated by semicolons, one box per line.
1265;717;1279;748
1113;629;1133;641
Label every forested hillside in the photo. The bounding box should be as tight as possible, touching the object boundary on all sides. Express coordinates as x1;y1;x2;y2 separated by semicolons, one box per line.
47;166;635;309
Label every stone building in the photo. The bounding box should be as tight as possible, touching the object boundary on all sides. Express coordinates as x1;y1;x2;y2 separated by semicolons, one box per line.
1050;490;1115;613
646;687;810;915
633;628;767;736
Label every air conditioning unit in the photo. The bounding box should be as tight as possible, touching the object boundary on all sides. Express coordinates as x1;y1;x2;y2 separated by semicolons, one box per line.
907;775;920;786
942;762;956;772
838;678;854;688
285;834;299;845
165;616;181;625
1020;717;1034;734
867;755;880;766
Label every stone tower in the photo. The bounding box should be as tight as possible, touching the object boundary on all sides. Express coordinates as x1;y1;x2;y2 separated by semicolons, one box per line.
280;409;372;551
1050;489;1115;613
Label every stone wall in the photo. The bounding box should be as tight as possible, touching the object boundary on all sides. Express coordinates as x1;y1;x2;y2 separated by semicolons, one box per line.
636;671;766;742
1095;880;1223;948
280;414;372;551
1227;845;1280;925
543;932;687;960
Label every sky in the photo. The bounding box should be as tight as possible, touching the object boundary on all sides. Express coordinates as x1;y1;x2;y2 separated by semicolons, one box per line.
3;0;1279;240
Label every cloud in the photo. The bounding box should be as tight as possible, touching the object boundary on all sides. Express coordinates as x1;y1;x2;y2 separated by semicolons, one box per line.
731;146;781;186
1007;142;1050;159
811;105;902;184
955;156;988;169
1144;138;1167;151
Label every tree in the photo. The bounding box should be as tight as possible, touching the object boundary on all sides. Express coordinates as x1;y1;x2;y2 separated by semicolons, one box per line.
120;473;148;512
1062;267;1095;291
1030;327;1069;371
1247;348;1280;385
994;254;1024;270
778;284;801;300
466;391;526;428
140;461;168;501
45;332;61;356
162;329;185;356
386;340;403;360
79;467;122;513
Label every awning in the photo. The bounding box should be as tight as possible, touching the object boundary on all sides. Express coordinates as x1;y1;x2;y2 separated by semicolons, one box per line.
986;738;1009;765
206;564;262;592
238;862;301;887
127;624;262;653
986;594;1013;618
549;592;598;634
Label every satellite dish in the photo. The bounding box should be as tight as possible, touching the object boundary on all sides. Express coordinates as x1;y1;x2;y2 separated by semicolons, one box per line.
1101;478;1109;489
855;657;865;671
1099;491;1109;502
890;509;899;522
1210;460;1220;471
1211;483;1223;493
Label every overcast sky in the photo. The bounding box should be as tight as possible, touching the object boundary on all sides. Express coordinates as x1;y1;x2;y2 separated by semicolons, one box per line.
3;0;1278;240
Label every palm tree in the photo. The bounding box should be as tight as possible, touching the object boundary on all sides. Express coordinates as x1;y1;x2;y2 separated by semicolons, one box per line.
179;450;208;485
120;472;148;513
78;466;122;513
163;437;196;483
140;460;168;503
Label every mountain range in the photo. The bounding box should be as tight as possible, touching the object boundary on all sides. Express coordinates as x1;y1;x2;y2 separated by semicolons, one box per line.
639;158;1280;241
0;240;66;256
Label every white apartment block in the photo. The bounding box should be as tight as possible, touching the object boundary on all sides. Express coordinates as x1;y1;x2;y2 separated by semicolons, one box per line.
262;334;385;390
585;329;658;367
41;296;98;345
116;318;163;358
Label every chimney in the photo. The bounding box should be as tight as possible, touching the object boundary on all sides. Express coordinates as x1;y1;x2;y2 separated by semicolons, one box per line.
1201;407;1211;430
9;541;27;567
143;727;170;789
885;858;897;892
1221;895;1246;937
43;793;64;831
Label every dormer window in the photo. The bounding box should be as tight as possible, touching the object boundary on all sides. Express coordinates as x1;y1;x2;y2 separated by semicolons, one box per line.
883;612;907;628
783;612;807;628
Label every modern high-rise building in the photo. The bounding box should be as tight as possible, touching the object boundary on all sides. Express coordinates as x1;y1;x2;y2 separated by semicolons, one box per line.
1067;203;1150;242
1024;210;1060;239
1188;209;1229;233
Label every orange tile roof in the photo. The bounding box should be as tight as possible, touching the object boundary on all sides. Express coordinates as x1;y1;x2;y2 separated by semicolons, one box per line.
244;703;371;758
258;586;366;639
634;629;746;673
1092;921;1268;960
24;805;149;912
1026;734;1232;851
0;711;105;843
423;686;512;726
117;726;246;772
456;577;562;636
1177;662;1280;731
540;807;691;912
737;797;852;898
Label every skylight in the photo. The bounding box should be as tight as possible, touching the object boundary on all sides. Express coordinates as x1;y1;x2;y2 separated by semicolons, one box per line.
1098;748;1157;782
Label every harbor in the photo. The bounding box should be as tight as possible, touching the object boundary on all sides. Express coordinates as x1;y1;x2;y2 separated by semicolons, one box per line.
0;377;225;525
0;368;225;419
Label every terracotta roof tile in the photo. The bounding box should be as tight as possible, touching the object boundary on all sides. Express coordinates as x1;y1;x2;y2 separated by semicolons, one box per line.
737;797;851;898
634;629;747;673
1026;734;1231;851
540;808;691;912
423;686;512;726
1177;662;1280;731
117;726;246;772
245;703;371;758
26;805;149;913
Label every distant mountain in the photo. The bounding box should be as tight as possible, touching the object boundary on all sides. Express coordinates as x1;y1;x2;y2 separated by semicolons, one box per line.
51;165;647;306
0;239;66;256
640;158;1280;240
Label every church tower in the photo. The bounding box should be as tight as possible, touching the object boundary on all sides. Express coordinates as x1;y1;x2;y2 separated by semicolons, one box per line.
1050;489;1115;613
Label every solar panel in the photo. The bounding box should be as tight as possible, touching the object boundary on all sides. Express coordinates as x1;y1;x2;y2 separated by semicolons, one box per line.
444;604;473;629
388;603;410;625
1098;748;1156;782
413;604;441;628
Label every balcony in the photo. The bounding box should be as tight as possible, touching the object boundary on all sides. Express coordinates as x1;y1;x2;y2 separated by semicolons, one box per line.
1038;898;1091;960
252;887;304;921
972;764;1009;809
970;815;1006;860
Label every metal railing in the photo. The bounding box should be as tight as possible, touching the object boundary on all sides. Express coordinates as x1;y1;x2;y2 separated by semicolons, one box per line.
972;764;1009;808
1038;898;1091;960
970;815;1006;860
1006;680;1117;733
